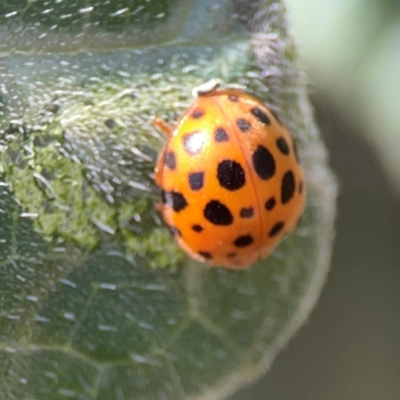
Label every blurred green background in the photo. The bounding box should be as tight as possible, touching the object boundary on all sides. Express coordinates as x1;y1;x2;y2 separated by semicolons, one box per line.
233;0;400;399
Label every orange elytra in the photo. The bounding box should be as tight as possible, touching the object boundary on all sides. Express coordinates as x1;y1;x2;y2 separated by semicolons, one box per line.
154;82;305;269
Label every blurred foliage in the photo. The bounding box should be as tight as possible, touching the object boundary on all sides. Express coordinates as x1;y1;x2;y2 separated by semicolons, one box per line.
287;0;400;196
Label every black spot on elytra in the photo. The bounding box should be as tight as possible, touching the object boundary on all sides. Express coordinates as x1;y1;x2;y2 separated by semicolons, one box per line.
276;137;290;155
183;131;205;155
270;108;282;124
228;94;239;102
265;197;276;211
188;172;204;191
198;251;212;260
214;127;229;142
236;118;251;132
239;207;254;218
281;170;295;204
191;224;203;232
164;152;176;169
192;109;204;119
204;200;233;225
163;190;188;212
234;235;254;248
161;189;167;204
252;145;276;180
251;107;271;125
217;160;246;191
269;221;285;237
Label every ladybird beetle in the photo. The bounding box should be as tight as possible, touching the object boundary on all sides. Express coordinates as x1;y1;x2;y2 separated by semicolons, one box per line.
154;83;305;269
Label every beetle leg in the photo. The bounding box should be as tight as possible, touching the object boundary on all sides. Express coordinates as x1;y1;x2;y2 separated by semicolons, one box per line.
153;117;173;136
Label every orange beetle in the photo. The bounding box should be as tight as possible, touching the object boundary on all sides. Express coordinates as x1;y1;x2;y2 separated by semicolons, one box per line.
154;82;305;269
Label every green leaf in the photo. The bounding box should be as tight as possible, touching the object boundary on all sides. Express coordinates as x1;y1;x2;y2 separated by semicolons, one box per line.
0;0;337;399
